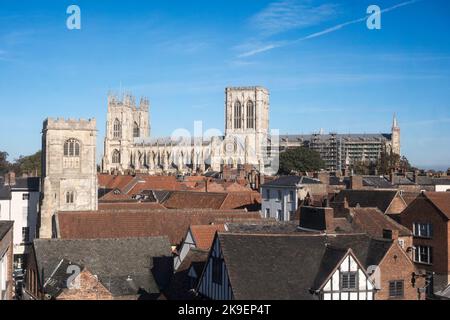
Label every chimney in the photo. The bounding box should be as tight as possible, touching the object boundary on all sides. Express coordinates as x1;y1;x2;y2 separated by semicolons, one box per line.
315;171;330;185
383;229;399;241
4;171;16;186
350;175;363;190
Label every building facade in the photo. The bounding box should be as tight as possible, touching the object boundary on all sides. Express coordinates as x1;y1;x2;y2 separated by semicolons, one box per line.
102;87;273;175
102;87;399;175
0;173;39;269
0;221;14;300
39;118;98;239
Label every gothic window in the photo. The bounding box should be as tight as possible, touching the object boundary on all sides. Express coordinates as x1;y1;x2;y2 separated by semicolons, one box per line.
246;100;255;129
133;122;140;138
112;150;121;164
65;191;75;204
234;101;242;129
113;119;121;138
63;139;80;157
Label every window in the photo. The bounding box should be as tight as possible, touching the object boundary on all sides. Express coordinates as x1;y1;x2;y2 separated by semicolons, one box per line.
413;223;433;238
414;245;433;264
63;139;80;157
113;119;122;138
212;257;222;284
66;191;75;204
265;208;270;218
133;122;140;138
389;281;404;298
277;190;282;201
234;101;242;129
112;150;121;164
22;193;30;200
341;272;357;290
246;100;255;129
22;227;30;243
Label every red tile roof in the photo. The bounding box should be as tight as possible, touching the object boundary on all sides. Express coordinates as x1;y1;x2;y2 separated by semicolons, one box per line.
190;224;226;250
425;192;450;219
56;209;260;245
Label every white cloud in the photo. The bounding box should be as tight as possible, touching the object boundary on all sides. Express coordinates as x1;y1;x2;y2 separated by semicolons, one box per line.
239;0;422;58
250;0;338;36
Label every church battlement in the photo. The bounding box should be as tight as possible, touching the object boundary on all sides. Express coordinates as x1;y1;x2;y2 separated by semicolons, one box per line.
108;93;149;111
226;86;268;93
44;117;97;130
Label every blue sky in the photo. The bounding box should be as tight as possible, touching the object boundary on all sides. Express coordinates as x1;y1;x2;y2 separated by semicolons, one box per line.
0;0;449;169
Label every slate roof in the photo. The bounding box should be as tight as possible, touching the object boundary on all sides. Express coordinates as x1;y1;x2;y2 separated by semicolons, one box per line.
217;233;390;300
362;176;394;189
433;178;450;186
43;259;84;298
33;237;172;298
333;189;399;213
261;175;322;187
11;177;40;191
225;221;301;234
0;221;14;240
0;182;11;200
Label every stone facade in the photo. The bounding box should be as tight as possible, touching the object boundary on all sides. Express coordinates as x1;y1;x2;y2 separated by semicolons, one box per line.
102;87;272;175
39;118;98;239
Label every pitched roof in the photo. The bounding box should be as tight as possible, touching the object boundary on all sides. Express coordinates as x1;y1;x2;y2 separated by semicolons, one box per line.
0;221;14;240
262;175;322;187
56;209;260;245
424;192;450;220
42;259;85;298
33;237;172;298
333;190;399;213
349;207;412;237
11;177;40;191
225;221;301;234
217;233;389;300
162;191;227;209
189;224;226;250
362;176;394;189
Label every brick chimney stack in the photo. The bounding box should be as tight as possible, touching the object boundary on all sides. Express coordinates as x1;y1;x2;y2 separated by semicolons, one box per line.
350;175;363;190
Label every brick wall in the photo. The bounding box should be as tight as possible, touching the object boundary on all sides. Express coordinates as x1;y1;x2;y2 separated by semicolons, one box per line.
57;269;113;300
400;196;449;292
377;244;424;300
387;195;407;214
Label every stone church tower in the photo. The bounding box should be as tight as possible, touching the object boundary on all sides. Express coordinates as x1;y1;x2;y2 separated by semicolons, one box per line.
391;114;401;155
39;118;98;238
223;86;269;170
102;94;150;173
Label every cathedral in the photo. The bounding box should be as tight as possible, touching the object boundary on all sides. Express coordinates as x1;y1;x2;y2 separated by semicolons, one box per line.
101;87;275;175
101;86;400;175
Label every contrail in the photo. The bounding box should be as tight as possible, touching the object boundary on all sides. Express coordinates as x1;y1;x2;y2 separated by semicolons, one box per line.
239;0;423;58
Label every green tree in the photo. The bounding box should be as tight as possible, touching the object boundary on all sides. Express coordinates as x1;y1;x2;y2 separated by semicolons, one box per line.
0;151;10;175
10;150;42;176
278;147;325;174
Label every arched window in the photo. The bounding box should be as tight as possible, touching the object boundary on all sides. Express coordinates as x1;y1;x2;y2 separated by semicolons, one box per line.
234;101;242;129
66;191;75;204
113;119;121;138
246;100;255;129
133;122;140;138
63;139;80;157
112;149;121;164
